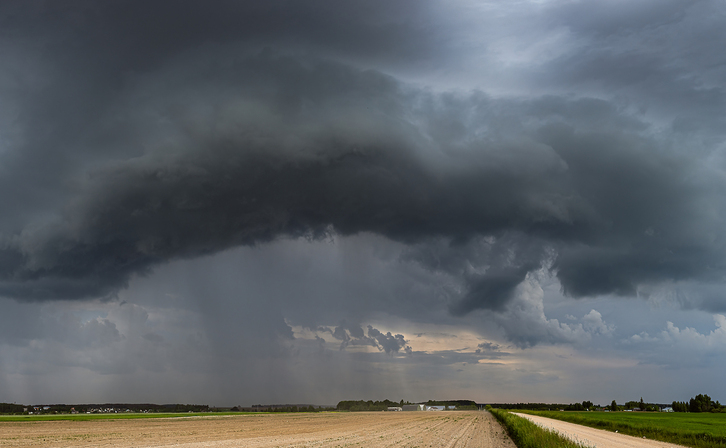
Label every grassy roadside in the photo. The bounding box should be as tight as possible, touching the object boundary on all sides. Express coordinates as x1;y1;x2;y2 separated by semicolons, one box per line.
518;410;726;448
488;407;588;448
0;412;256;422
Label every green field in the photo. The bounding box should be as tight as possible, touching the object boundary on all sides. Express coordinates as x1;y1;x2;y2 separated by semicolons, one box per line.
520;410;726;448
0;412;253;422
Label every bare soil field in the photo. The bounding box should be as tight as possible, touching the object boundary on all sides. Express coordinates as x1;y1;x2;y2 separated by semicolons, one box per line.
0;410;515;448
512;413;690;448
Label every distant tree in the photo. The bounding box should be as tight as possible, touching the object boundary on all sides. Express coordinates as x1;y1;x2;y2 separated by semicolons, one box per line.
337;399;399;412
640;397;645;410
610;400;618;412
0;403;25;414
671;401;688;412
689;394;712;413
582;401;593;410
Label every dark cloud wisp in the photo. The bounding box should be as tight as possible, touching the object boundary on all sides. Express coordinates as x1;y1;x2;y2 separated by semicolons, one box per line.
323;322;410;354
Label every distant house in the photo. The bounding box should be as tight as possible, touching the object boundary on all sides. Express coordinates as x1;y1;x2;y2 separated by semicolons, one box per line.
426;406;446;411
662;407;673;412
387;407;402;411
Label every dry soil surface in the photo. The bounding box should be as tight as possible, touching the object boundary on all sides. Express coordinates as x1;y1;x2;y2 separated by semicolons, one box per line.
512;413;689;448
0;411;515;448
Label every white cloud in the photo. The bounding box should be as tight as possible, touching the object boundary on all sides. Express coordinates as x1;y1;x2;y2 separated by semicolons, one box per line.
489;273;614;347
624;314;726;368
582;309;615;336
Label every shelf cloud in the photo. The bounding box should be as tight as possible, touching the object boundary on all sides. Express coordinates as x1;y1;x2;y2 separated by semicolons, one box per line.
1;0;726;405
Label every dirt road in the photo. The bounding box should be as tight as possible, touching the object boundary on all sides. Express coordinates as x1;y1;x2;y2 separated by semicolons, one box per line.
512;413;689;448
0;411;514;447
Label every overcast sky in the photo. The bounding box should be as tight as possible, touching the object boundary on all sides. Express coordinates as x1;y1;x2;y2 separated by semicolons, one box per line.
1;0;726;407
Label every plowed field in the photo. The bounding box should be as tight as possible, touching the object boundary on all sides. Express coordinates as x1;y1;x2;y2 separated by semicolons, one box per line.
0;411;515;447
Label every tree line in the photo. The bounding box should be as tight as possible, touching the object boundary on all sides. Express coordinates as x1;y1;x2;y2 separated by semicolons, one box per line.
0;403;25;414
672;394;723;413
0;403;210;415
232;405;333;413
335;399;479;411
488;402;595;411
606;394;724;412
336;399;407;411
494;395;722;413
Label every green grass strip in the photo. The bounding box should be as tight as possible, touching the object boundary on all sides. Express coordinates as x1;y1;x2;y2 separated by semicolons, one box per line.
488;408;588;448
519;411;726;448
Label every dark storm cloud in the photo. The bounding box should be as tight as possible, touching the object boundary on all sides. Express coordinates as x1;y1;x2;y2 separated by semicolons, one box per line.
476;342;501;353
322;322;409;353
537;0;726;138
366;326;410;354
0;0;438;232
452;267;530;315
0;48;724;313
550;0;691;38
329;322;372;350
0;0;725;318
0;1;436;70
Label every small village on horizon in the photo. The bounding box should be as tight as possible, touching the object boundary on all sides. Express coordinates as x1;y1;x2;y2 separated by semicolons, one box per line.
2;393;721;415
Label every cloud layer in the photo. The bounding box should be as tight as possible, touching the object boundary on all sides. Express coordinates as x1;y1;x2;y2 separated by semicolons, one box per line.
1;48;724;316
1;0;726;405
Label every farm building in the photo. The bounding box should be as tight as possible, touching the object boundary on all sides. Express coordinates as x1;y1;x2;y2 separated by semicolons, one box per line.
402;404;426;411
387;407;403;411
426;406;446;411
